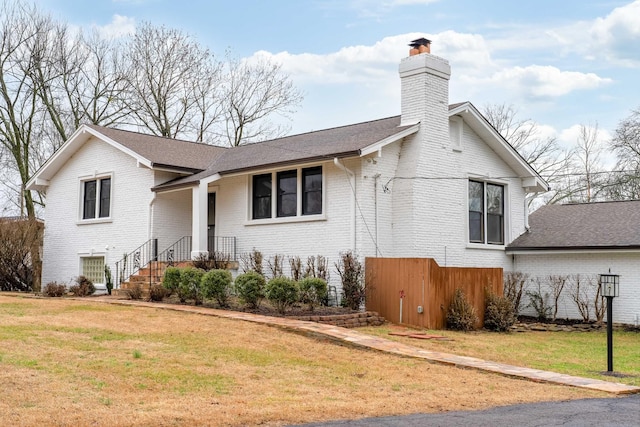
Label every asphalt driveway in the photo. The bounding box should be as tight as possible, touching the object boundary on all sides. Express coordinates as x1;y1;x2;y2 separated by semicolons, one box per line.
294;395;640;426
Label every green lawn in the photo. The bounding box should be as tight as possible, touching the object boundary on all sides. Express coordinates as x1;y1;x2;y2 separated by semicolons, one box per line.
359;325;640;386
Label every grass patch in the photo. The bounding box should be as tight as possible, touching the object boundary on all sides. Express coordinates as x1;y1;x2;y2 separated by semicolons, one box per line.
360;325;640;386
0;294;607;426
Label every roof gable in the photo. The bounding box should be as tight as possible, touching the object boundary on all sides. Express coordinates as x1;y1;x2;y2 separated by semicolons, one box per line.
26;124;226;191
508;200;640;251
449;102;548;193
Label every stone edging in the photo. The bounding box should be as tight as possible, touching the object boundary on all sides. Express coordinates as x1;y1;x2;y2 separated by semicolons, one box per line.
290;311;385;328
512;322;610;333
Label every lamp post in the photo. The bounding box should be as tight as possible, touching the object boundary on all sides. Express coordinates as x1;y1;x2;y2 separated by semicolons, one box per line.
599;273;619;373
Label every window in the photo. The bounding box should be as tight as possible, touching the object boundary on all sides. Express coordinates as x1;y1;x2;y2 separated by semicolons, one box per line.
82;177;111;220
82;256;105;284
302;167;322;215
468;180;504;245
277;170;297;217
251;166;323;220
252;174;272;219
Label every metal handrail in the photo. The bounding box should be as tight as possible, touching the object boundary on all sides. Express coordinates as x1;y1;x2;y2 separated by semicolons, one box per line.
115;236;238;287
115;239;157;288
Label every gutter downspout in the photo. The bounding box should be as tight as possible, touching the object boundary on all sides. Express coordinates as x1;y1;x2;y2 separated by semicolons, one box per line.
148;192;157;241
524;193;538;231
334;158;356;251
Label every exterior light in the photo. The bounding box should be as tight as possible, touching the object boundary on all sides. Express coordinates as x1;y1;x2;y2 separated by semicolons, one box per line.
600;273;619;297
599;272;620;373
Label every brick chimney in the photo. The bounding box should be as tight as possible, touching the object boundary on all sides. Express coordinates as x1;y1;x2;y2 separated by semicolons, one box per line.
399;38;451;126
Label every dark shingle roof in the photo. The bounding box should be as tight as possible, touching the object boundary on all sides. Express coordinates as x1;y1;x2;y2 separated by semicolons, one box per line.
87;124;227;172
508;201;640;251
154;116;414;190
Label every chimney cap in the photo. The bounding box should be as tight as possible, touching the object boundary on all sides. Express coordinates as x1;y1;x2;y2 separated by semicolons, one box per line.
409;38;431;48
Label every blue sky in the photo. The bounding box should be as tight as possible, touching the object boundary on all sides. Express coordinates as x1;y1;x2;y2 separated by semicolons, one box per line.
37;0;640;151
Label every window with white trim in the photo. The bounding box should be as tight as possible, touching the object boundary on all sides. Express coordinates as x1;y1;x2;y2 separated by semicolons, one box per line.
81;256;105;284
251;166;323;220
82;177;111;220
468;180;504;245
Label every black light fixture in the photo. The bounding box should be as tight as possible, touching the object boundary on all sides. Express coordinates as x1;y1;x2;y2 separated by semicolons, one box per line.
599;272;619;373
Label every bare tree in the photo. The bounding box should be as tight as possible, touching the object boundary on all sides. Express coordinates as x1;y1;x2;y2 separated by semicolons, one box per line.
572;122;605;202
124;22;222;140
47;30;130;134
482;104;571;206
220;54;303;147
605;107;640;200
0;1;59;291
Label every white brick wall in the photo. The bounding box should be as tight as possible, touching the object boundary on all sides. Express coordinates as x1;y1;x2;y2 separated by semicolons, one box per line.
512;252;640;325
42;137;156;286
204;160;355;292
389;52;528;271
152;187;192;253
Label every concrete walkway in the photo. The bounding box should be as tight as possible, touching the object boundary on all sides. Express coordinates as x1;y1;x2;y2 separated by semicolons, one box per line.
91;297;640;395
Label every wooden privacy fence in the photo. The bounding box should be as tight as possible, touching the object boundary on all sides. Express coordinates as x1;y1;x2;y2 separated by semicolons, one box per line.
365;258;503;330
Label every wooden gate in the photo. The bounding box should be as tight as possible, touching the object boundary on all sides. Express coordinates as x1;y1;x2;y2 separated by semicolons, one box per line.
365;258;502;329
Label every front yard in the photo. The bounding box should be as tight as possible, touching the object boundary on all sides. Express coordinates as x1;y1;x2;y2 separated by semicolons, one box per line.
359;324;640;387
0;294;606;426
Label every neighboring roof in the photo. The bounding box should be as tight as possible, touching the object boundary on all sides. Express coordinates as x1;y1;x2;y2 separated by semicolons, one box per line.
153;116;419;191
507;200;640;252
26;124;227;191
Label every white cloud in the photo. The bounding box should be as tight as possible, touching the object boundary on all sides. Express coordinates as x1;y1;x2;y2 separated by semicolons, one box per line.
543;1;640;66
477;65;612;99
251;31;493;86
94;14;136;39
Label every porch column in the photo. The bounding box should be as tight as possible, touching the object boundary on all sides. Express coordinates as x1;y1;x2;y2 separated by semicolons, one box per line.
191;182;209;258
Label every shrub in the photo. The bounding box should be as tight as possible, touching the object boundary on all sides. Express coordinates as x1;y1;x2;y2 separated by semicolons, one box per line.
69;275;95;297
104;265;114;295
201;269;233;307
484;290;515;332
192;252;231;271
43;281;66;297
503;271;527;314
0;217;42;292
298;277;328;311
335;251;365;310
240;248;263;275
126;283;144;300
267;253;284;279
177;267;205;305
148;284;167;302
526;279;552;321
446;288;478;331
265;277;299;314
162;266;181;296
234;271;266;309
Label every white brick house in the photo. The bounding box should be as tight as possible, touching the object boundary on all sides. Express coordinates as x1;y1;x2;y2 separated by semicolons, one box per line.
508;201;640;325
27;39;547;296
